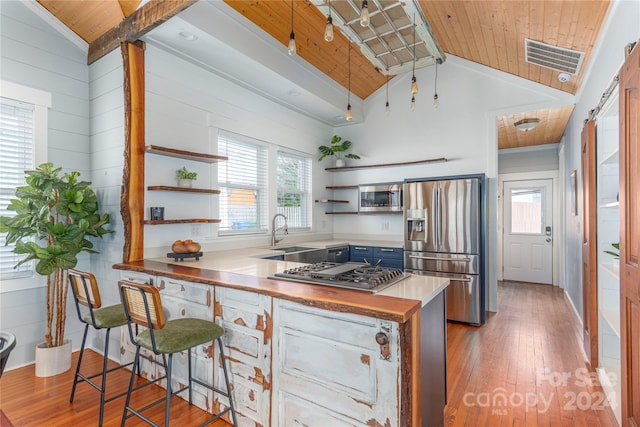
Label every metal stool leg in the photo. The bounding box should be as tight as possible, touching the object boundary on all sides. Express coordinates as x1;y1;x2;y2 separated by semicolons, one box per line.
165;354;173;427
98;328;111;426
121;347;140;427
70;323;89;402
217;338;238;427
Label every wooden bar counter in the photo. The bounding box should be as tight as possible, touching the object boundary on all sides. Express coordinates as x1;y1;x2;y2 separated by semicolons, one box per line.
114;253;449;426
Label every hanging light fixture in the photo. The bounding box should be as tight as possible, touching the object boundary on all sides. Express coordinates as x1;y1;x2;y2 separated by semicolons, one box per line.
360;0;369;27
324;0;334;42
346;39;353;121
410;14;419;96
433;59;440;108
385;75;390;114
411;95;416;111
288;0;296;56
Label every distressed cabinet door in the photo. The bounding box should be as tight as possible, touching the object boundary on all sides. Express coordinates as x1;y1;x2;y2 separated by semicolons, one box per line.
271;299;400;426
119;271;160;381
156;276;215;413
214;287;272;426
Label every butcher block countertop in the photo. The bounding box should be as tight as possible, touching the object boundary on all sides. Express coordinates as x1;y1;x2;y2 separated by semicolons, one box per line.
113;244;448;324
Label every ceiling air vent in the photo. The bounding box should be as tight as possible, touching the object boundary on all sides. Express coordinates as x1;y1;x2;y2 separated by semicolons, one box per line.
525;38;584;75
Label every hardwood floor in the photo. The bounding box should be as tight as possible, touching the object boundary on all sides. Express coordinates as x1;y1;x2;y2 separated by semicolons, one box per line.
0;350;230;426
0;281;618;426
445;281;618;426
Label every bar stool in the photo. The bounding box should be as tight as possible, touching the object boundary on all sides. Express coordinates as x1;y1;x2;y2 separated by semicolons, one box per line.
68;269;134;426
118;280;238;427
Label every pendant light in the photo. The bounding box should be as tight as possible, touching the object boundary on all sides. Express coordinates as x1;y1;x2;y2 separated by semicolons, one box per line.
346;39;353;121
433;59;440;108
385;74;390;114
410;14;418;95
324;0;334;42
288;0;296;56
411;95;416;111
360;0;369;27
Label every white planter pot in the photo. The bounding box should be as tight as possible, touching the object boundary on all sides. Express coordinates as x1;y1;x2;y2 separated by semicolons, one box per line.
178;178;193;188
335;159;346;168
35;339;71;377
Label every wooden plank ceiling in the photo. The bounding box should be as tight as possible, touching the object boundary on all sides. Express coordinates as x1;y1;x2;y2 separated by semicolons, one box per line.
35;0;611;149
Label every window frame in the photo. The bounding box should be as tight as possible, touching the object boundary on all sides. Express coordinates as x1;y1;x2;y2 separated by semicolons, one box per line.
0;81;51;293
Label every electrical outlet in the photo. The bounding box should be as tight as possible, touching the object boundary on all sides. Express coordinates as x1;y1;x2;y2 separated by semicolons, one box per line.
191;224;202;236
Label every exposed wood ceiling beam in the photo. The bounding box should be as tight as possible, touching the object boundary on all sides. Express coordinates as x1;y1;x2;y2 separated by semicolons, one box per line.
88;0;197;64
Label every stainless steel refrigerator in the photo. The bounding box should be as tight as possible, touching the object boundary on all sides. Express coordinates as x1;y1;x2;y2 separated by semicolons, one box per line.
403;175;486;325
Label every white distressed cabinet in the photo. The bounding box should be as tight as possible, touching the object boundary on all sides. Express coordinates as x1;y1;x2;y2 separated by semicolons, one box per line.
214;286;273;426
271;299;401;426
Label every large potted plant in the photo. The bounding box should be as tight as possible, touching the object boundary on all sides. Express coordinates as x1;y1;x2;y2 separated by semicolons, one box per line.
0;163;111;376
318;135;360;167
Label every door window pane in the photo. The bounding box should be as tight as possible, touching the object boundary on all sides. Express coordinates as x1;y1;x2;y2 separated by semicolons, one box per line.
510;188;543;234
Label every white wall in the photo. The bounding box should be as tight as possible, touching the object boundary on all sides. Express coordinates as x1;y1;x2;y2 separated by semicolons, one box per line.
562;0;640;321
0;1;89;369
142;44;335;256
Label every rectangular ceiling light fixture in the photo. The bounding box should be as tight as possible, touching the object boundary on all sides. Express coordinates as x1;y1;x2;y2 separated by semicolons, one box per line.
311;0;446;76
525;38;585;75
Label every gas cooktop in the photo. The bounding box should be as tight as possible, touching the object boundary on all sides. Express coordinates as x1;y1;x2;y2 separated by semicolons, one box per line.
270;262;407;292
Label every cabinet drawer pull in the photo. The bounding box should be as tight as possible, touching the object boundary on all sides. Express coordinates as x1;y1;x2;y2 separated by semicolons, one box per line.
354;247;367;250
379;248;395;252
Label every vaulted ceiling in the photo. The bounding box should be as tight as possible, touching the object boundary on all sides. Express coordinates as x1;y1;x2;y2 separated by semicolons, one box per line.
35;0;611;149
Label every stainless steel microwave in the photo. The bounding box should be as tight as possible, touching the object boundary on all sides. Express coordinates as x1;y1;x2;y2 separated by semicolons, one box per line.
359;183;403;213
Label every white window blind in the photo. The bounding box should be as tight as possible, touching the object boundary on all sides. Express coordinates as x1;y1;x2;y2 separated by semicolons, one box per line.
0;97;34;279
277;150;312;229
218;131;269;234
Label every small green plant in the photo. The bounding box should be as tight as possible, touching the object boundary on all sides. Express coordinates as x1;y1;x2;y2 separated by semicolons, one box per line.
318;135;361;162
604;242;620;258
177;166;197;180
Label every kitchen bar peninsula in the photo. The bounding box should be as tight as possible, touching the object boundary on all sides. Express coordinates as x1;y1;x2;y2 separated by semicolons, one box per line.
114;253;449;426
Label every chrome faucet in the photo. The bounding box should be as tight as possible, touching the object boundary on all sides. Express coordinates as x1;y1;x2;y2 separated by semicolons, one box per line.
271;213;288;246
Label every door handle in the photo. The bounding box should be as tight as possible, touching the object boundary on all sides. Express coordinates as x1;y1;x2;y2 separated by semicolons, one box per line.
409;255;471;262
546;237;552;243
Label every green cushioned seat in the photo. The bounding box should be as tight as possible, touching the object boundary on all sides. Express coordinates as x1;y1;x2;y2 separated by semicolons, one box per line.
83;304;128;329
134;318;224;354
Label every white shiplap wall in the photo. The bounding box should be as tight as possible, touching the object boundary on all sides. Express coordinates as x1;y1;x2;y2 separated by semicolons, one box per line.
0;1;89;369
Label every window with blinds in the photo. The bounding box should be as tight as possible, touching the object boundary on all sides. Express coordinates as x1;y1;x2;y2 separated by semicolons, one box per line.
277;150;312;229
0;97;34;279
218;131;269;234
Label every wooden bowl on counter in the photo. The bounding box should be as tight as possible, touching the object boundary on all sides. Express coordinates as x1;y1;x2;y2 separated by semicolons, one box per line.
171;240;201;254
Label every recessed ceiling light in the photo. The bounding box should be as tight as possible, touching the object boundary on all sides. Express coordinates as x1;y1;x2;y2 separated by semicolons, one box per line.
179;31;197;41
287;90;301;97
514;118;540;132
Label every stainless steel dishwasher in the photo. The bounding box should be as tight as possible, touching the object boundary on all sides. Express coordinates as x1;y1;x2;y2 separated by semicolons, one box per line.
327;246;349;263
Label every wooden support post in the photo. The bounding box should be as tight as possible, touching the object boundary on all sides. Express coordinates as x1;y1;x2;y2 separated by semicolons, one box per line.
121;40;145;262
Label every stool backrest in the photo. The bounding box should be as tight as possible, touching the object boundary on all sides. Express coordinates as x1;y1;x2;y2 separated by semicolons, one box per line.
69;269;102;309
118;280;165;330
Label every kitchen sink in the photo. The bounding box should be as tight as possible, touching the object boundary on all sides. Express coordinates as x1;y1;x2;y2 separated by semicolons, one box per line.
271;246;315;253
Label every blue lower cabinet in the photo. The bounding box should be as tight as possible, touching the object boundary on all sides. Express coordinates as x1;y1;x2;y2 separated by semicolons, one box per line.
350;245;404;269
349;245;373;262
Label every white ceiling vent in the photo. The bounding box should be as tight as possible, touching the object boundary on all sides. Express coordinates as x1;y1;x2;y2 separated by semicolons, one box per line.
525;38;584;75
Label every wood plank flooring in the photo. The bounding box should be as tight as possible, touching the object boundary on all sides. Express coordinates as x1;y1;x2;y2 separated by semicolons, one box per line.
445;281;618;426
0;281;618;426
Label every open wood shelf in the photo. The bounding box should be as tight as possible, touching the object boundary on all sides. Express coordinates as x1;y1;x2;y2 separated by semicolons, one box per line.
144;219;221;225
325;211;359;215
145;145;228;163
326;185;358;190
325;157;447;171
147;185;221;194
315;199;349;203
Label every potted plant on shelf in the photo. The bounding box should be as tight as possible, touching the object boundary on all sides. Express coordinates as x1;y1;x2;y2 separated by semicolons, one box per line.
0;163;111;377
177;166;198;188
318;135;360;168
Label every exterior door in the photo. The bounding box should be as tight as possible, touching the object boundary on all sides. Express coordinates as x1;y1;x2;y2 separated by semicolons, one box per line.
619;42;640;427
503;179;553;284
581;120;598;368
